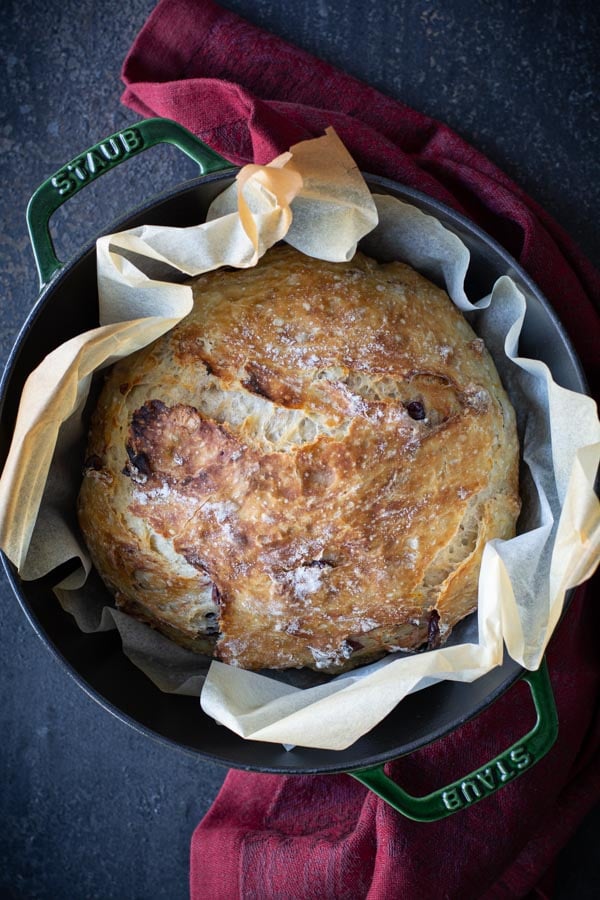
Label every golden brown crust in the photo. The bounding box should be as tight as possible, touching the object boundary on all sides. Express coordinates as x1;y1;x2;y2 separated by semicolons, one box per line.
78;245;520;672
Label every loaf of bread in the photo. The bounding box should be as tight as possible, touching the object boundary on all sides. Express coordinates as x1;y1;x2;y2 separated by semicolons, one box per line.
78;245;520;673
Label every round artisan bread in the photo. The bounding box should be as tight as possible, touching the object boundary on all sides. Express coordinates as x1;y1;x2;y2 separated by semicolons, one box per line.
78;244;520;672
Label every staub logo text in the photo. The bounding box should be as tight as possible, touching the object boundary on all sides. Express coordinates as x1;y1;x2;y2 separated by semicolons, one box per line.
441;746;533;811
50;128;144;196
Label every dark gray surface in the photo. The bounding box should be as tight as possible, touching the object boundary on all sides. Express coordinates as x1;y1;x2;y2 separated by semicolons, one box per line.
1;0;598;898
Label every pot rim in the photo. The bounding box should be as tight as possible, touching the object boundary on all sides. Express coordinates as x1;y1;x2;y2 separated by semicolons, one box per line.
0;167;587;773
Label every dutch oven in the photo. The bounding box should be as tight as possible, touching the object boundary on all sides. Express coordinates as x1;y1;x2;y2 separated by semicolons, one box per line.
1;118;586;822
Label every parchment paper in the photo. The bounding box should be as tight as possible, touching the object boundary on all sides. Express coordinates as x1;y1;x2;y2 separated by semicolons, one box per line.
0;129;598;750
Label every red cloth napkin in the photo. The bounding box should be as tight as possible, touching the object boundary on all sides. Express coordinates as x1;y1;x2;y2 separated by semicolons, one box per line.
121;2;600;897
189;590;600;900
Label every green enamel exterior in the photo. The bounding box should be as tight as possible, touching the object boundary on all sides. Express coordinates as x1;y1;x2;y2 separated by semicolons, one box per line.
350;659;558;821
26;117;231;288
25;122;559;821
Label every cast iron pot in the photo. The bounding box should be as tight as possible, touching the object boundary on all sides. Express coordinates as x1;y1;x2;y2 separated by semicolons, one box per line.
1;118;585;822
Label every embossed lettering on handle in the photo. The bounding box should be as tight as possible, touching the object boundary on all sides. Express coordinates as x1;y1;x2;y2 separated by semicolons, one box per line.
27;118;231;288
440;744;534;812
50;129;145;198
350;660;558;822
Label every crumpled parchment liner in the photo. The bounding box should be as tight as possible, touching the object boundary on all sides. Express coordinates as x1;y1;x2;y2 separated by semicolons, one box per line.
0;130;598;750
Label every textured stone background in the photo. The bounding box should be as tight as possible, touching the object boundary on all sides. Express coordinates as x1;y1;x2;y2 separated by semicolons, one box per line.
1;0;598;897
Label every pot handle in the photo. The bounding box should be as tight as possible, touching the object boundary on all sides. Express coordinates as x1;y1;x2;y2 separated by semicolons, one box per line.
26;117;232;288
350;659;558;822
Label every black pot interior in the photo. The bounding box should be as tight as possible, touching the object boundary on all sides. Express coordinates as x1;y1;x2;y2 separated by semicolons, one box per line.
0;172;587;774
